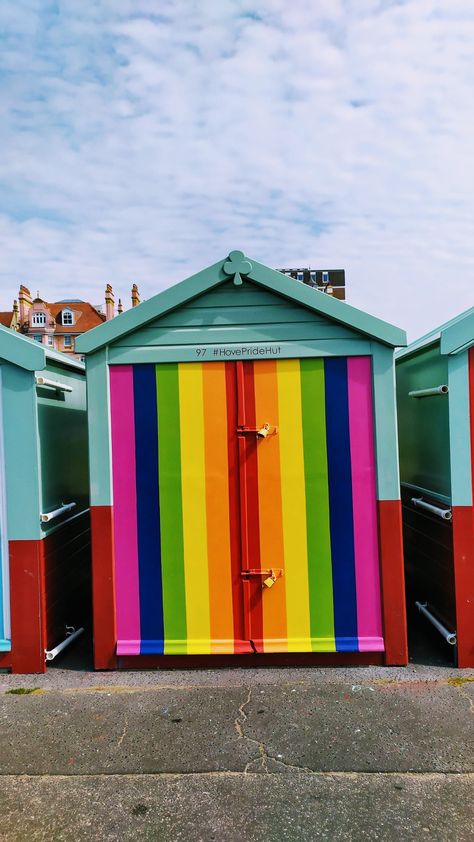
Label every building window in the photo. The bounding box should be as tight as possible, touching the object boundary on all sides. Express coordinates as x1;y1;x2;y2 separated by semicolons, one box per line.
33;334;42;342
296;271;304;282
62;309;74;326
32;312;46;326
63;336;73;348
47;335;54;346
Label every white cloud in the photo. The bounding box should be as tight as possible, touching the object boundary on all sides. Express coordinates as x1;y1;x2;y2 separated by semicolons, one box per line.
0;0;473;338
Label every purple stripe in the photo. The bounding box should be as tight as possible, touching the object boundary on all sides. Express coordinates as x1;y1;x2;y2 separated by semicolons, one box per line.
347;357;383;651
110;366;141;655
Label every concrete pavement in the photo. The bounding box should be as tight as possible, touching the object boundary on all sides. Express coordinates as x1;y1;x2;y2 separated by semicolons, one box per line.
0;665;473;840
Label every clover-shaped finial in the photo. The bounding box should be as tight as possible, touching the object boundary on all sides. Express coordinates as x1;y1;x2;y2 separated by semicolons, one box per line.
223;250;252;286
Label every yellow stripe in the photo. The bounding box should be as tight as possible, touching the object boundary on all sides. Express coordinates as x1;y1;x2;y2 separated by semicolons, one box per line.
178;363;211;654
277;360;312;651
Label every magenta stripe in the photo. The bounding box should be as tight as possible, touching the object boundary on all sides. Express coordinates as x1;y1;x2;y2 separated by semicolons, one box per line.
347;357;384;651
110;366;141;655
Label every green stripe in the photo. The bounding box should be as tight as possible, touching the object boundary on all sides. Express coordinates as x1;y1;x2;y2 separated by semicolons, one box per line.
156;363;187;652
300;359;336;651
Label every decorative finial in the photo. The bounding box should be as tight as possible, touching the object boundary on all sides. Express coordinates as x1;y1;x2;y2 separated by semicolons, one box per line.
223;250;252;286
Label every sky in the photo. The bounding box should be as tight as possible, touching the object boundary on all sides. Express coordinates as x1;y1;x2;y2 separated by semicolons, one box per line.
0;0;473;340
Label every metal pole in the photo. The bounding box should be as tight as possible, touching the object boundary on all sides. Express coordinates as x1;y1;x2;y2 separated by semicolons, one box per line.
415;602;456;645
411;498;452;521
45;627;84;661
408;385;449;398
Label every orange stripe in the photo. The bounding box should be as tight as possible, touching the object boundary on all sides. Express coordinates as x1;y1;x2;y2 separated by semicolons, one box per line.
253;361;288;652
203;363;235;653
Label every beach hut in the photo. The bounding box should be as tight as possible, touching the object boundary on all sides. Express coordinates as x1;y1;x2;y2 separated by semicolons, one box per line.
77;251;408;669
0;326;90;673
396;307;474;667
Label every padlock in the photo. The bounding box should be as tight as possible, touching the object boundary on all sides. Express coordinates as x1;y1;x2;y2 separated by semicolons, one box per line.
262;576;275;589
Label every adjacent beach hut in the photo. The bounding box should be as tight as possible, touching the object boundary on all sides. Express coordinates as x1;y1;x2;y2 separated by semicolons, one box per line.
77;251;408;669
396;307;474;667
0;326;90;673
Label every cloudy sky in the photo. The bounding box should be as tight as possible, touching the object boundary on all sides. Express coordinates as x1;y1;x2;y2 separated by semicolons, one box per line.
0;0;473;339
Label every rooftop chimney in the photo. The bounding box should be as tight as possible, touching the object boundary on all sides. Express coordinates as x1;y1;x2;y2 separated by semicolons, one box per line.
19;285;32;324
117;298;123;315
11;300;19;330
131;283;140;308
105;284;115;321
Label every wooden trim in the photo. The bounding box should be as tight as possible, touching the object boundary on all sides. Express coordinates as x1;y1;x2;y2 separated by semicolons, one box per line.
77;254;406;355
448;352;472;506
107;339;372;366
86;350;113;507
377;500;408;665
371;345;402;501
118;652;385;669
8;540;46;674
91;506;117;669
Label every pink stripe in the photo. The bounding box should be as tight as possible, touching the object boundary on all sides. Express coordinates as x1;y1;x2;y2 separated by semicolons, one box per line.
110;366;141;655
347;357;383;651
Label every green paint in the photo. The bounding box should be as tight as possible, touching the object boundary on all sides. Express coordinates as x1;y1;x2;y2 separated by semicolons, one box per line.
108;339;371;367
0;324;45;371
447;351;472;506
396;343;451;499
441;308;474;355
86;350;112;507
114;320;358;348
1;364;42;541
372;344;402;500
300;359;335;651
156;363;187;652
76;252;406;355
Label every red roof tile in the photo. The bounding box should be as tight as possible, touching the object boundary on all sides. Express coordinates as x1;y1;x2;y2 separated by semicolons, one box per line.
46;301;106;333
0;312;13;327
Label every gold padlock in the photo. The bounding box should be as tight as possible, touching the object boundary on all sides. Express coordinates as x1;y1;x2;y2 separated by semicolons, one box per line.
262;576;275;589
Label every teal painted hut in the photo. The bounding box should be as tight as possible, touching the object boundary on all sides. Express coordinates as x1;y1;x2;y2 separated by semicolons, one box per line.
0;326;90;673
396;307;474;667
77;250;408;669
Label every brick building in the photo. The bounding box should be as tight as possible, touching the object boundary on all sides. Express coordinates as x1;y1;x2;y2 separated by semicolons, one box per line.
0;283;141;359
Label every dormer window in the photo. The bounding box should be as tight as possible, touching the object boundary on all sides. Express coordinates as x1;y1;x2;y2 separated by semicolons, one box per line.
62;309;74;326
32;312;46;326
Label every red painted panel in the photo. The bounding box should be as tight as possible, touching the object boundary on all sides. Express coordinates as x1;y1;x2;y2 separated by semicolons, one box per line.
469;349;474;507
378;500;408;665
225;363;250;653
8;540;46;674
240;362;264;652
452;506;474;668
91;506;117;669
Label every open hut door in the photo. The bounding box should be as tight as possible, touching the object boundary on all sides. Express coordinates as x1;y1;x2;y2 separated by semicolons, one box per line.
109;358;384;656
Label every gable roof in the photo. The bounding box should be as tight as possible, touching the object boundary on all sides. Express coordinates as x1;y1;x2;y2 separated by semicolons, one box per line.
47;301;106;333
76;251;406;354
0;324;85;372
396;304;474;360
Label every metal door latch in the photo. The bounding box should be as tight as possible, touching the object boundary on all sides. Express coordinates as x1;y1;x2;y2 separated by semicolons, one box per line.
237;423;278;438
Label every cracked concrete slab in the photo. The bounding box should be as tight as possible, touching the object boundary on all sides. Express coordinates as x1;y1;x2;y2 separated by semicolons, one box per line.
0;772;473;842
0;678;473;775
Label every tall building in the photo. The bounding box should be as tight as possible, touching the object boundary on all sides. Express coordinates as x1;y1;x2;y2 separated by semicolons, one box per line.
277;268;346;301
0;283;141;359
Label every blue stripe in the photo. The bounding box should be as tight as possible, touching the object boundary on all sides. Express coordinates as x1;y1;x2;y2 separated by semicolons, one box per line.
133;364;164;654
324;358;359;651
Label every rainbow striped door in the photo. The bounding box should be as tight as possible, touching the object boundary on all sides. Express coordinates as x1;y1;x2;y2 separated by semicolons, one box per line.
109;357;384;656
